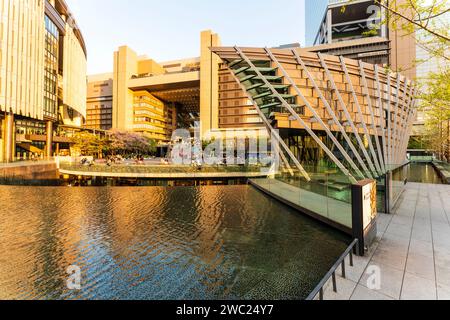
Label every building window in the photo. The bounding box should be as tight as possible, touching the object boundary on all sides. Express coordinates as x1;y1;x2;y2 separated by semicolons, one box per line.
43;15;59;119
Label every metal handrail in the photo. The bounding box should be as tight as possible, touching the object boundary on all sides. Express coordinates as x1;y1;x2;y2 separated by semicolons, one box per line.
306;239;359;300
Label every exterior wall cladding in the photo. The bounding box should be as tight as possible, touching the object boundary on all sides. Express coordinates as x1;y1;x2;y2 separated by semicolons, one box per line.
212;46;417;182
0;0;87;161
86;74;113;130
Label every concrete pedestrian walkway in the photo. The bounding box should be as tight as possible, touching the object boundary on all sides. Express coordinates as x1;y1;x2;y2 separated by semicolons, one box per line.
322;182;450;300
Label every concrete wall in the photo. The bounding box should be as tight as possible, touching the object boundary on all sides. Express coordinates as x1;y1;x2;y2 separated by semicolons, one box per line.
113;46;138;130
200;30;221;135
0;162;59;184
86;73;113;130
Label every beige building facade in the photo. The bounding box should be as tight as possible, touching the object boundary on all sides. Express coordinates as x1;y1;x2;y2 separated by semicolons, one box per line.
86;73;113;131
0;0;87;162
110;30;224;142
102;22;417;161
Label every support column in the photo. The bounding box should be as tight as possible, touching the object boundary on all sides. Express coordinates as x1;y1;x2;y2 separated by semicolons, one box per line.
200;30;221;136
3;113;15;163
46;120;53;158
384;171;392;214
326;9;332;44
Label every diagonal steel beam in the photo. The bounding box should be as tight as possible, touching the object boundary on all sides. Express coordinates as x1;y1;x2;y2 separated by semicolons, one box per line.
340;57;382;176
359;61;386;174
317;53;376;179
392;74;401;165
386;72;392;167
290;49;368;179
234;47;358;184
400;88;418;160
398;89;416;162
394;79;412;163
268;48;366;180
227;61;311;181
374;65;389;169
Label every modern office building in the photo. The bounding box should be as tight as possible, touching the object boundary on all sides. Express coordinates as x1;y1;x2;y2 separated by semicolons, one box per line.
105;28;416;172
86;73;113;131
211;46;417;182
111;30;266;142
0;0;87;162
313;0;416;80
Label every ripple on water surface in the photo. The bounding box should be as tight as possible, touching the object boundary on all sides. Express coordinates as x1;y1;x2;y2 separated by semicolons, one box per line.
0;185;350;300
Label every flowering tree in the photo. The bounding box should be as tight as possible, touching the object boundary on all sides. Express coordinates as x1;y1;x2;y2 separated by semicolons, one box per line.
108;130;157;156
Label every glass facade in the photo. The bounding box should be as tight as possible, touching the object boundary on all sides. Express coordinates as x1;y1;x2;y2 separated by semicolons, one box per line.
44;15;59;120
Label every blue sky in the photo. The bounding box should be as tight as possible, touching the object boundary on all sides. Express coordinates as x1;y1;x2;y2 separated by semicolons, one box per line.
305;0;328;45
66;0;327;75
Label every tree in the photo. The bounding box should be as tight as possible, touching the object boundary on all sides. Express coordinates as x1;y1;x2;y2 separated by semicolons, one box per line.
108;130;157;156
420;69;450;160
345;0;450;159
71;132;107;158
344;0;449;61
376;0;449;61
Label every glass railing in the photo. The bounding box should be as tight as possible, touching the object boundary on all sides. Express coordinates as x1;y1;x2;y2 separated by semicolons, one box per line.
391;164;408;205
58;162;267;175
252;165;353;230
410;156;434;162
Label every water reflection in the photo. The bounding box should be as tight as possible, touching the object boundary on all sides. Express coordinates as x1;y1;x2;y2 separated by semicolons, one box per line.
406;163;443;184
0;185;349;300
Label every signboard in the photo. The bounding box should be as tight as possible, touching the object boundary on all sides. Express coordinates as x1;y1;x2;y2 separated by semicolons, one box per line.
362;180;377;230
352;179;378;256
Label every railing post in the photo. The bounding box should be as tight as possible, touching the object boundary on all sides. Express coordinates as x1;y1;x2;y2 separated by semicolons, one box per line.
341;260;346;279
332;272;337;293
384;170;392;214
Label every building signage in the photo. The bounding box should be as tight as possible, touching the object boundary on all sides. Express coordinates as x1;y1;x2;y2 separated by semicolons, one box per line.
362;180;377;230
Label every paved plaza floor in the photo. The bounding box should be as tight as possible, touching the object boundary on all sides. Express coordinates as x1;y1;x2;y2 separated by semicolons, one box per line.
323;182;450;300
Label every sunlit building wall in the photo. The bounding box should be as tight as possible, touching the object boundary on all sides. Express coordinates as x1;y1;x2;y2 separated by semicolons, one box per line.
0;0;87;162
86;73;113;131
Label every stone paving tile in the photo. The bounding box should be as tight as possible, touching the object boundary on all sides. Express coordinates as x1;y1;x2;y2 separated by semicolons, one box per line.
322;276;358;300
401;273;437;300
371;248;408;271
391;215;414;227
324;182;450;300
359;262;403;299
411;226;433;243
433;230;450;247
408;239;434;258
351;285;394;300
437;284;450;300
435;265;450;288
405;253;436;281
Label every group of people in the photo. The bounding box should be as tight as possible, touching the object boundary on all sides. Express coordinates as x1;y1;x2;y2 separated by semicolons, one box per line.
80;158;94;166
106;155;124;167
